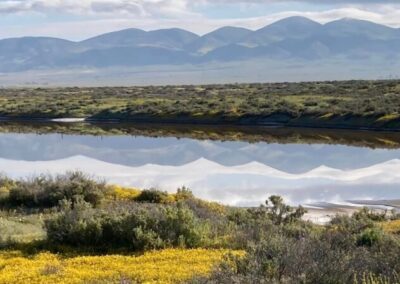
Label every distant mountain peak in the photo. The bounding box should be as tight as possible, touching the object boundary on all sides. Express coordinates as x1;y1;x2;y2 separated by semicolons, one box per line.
211;26;252;32
203;26;252;39
266;16;322;28
240;15;321;47
338;17;358;21
322;17;399;41
186;26;252;54
147;27;199;37
325;17;394;28
80;26;198;51
276;16;320;23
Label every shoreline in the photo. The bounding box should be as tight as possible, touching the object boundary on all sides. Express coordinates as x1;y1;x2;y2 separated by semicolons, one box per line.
1;115;400;133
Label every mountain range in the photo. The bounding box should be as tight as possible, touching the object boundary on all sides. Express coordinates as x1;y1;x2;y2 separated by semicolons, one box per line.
1;16;400;73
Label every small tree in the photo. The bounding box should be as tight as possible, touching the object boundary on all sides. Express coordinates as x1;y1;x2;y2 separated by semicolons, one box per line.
265;195;307;225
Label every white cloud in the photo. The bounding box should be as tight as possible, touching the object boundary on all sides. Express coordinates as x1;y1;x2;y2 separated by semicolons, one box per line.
0;0;398;16
0;1;400;40
202;0;400;3
0;0;196;17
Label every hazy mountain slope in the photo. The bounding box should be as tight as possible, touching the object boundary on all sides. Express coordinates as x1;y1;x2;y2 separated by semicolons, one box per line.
186;26;252;54
202;44;288;62
0;17;399;72
270;35;400;60
146;28;199;49
321;18;400;40
0;37;76;72
239;16;322;47
64;46;193;67
81;28;198;50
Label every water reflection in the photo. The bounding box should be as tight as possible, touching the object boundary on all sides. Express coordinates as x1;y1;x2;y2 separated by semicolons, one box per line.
0;132;399;173
0;122;400;205
1;121;400;149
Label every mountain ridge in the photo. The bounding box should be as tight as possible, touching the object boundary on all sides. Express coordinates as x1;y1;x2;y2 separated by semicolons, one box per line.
0;16;399;72
2;16;399;44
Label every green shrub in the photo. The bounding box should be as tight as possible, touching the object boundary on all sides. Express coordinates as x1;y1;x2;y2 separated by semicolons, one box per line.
135;189;170;204
45;200;212;250
357;228;383;247
45;197;103;246
191;207;400;284
8;172;110;208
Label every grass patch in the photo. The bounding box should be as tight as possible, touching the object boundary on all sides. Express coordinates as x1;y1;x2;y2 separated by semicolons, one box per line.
0;214;46;245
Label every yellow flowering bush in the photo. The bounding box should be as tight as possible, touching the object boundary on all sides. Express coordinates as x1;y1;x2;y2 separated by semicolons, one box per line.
107;185;141;200
0;249;242;284
0;186;9;200
381;220;400;234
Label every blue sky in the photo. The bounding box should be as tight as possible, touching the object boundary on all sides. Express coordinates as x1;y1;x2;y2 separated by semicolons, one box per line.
0;1;399;40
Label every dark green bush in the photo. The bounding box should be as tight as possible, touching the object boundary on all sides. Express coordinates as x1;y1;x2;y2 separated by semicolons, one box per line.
7;172;110;208
45;197;103;246
45;200;212;250
357;228;383;247
135;189;169;203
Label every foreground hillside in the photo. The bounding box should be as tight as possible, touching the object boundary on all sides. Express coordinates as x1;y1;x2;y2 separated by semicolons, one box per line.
1;80;400;130
0;172;399;283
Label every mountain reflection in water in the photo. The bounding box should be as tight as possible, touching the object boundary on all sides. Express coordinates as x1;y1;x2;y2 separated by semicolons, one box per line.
0;122;399;206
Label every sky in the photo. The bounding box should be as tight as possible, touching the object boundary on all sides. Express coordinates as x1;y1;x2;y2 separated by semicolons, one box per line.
0;0;400;40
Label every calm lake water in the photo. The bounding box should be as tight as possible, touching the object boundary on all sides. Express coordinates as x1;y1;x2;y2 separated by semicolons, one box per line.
1;123;400;207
